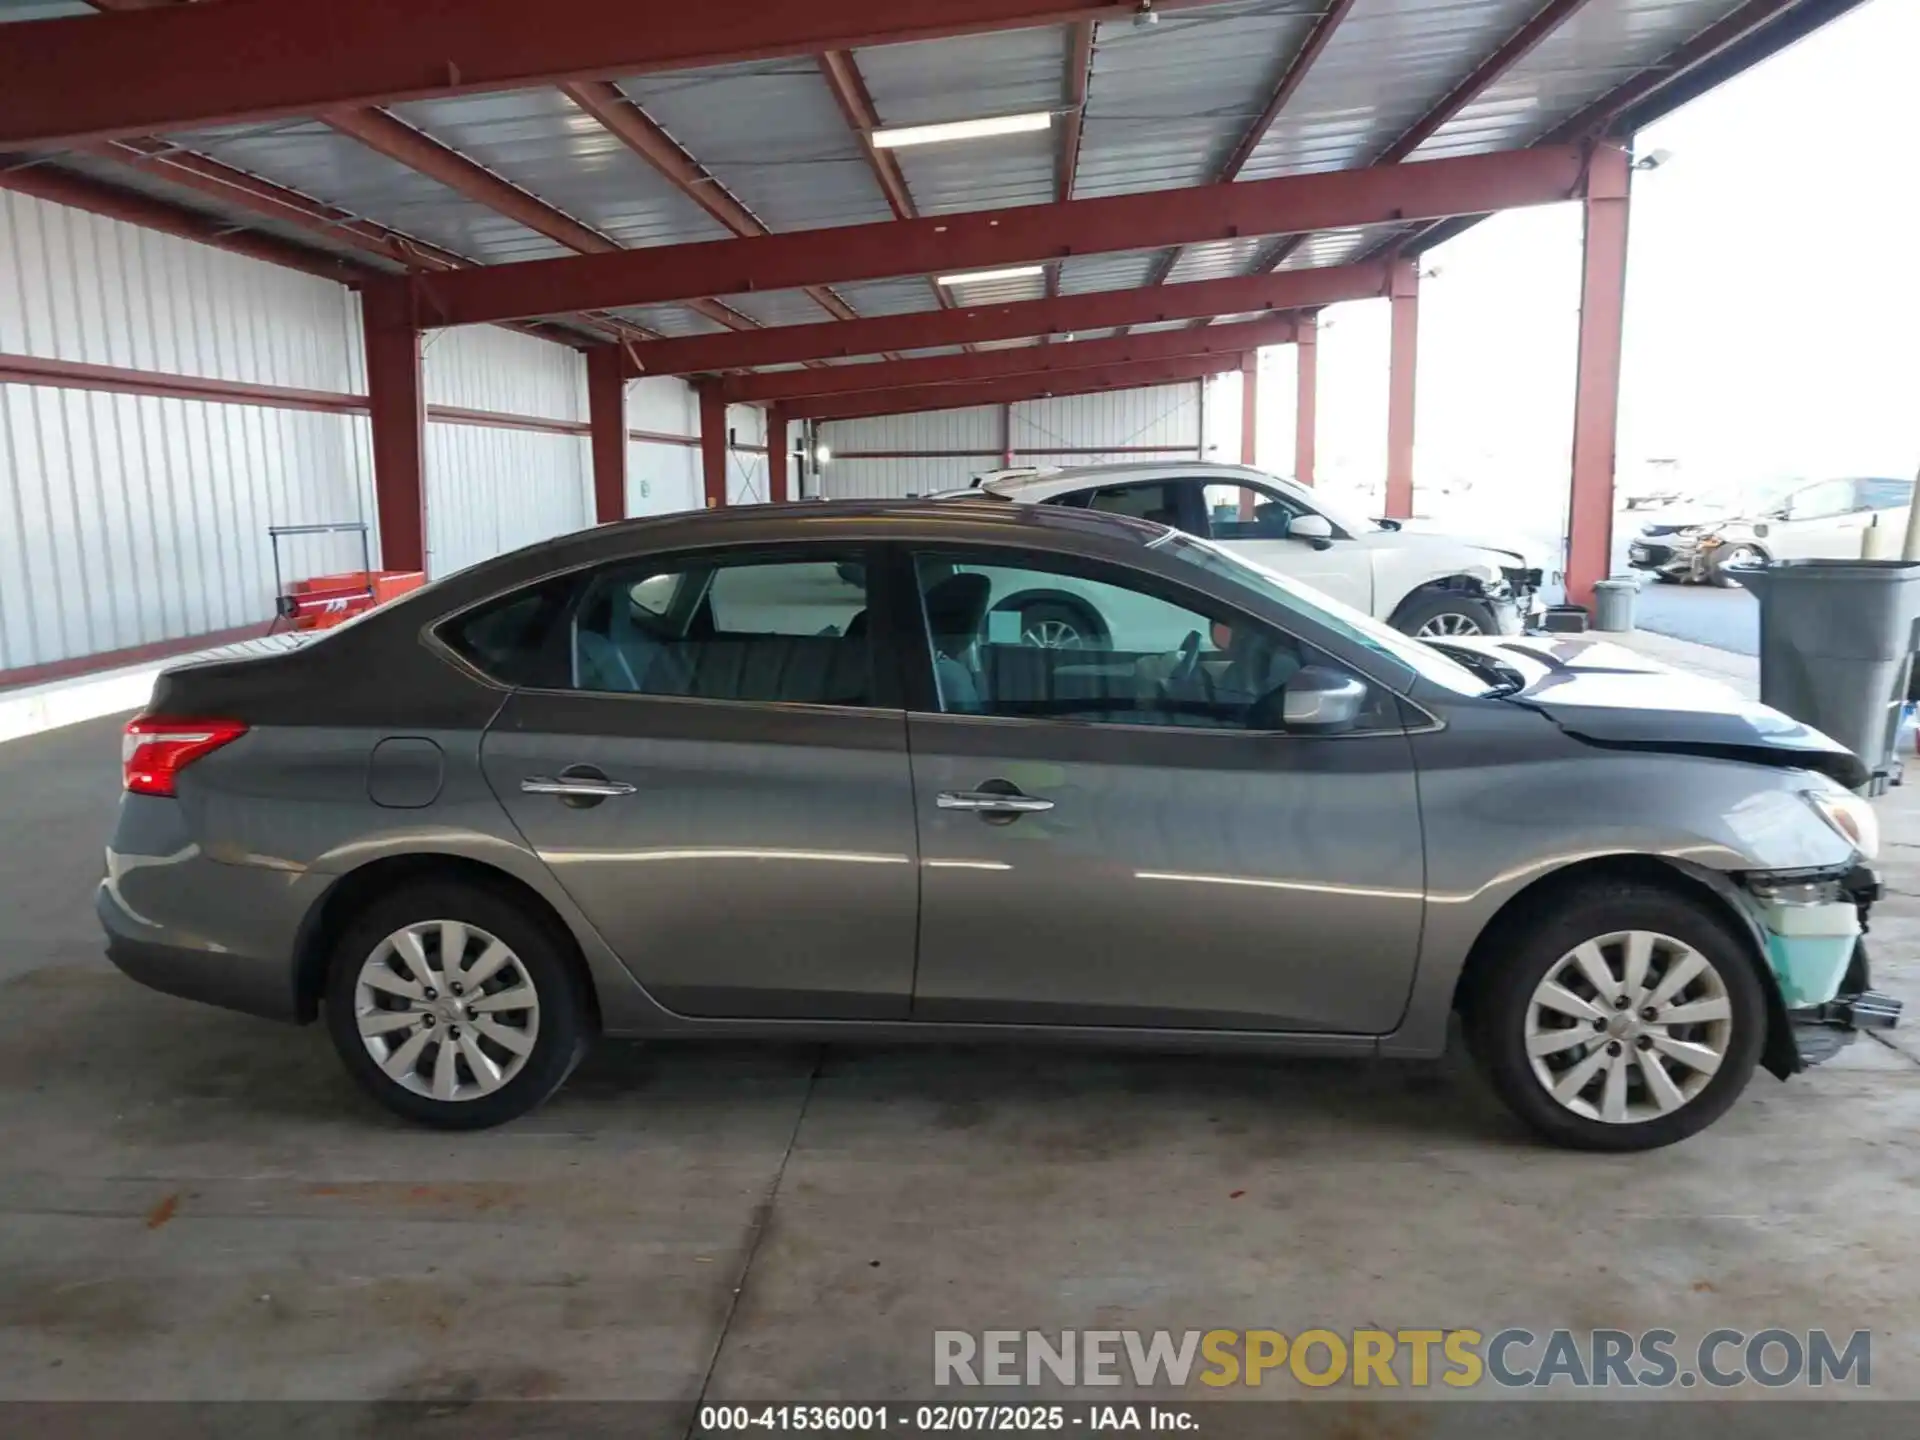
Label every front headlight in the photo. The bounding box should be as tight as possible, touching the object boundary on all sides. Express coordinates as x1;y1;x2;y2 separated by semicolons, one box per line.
1805;788;1880;860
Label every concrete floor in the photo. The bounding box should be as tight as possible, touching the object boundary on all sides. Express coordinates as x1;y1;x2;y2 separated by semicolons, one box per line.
4;701;1919;1407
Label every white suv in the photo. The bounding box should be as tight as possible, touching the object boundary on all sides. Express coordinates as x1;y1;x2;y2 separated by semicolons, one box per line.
961;463;1544;639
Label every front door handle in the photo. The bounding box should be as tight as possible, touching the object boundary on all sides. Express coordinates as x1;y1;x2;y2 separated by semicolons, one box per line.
937;790;1054;814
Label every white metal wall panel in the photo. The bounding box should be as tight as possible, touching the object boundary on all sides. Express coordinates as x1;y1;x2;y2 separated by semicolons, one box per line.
423;424;590;578
627;375;698;437
423;324;585;420
819;404;1003;499
628;441;701;517
1011;383;1203;460
0;386;374;671
0;189;363;391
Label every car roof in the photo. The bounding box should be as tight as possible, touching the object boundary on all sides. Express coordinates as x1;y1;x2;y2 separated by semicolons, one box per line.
980;460;1292;505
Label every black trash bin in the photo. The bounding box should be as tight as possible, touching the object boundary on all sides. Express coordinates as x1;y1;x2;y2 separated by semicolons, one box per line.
1733;559;1920;793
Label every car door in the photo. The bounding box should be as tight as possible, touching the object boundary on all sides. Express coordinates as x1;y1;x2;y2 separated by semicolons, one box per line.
894;542;1425;1034
1192;478;1375;613
463;544;922;1020
1773;478;1866;558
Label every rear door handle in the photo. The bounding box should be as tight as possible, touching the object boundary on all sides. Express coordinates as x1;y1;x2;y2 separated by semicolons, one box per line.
937;790;1054;814
521;775;636;799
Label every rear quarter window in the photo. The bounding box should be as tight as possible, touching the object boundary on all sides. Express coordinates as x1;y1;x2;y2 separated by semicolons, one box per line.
439;575;577;687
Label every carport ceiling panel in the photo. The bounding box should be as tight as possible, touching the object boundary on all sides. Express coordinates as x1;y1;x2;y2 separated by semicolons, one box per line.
1055;251;1163;296
1408;0;1757;159
0;1;91;19
616;61;898;234
609;303;735;337
1075;0;1323;199
161;119;572;264
35;151;404;270
832;276;946;317
1164;235;1272;284
390;89;736;249
1236;0;1551;182
717;289;840;328
852;26;1062;215
1277;223;1403;269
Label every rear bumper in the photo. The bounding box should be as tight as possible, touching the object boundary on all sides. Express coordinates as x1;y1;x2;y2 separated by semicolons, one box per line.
100;902;302;1022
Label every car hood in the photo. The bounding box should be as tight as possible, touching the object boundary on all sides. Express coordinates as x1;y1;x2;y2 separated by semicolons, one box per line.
1432;635;1867;787
1353;526;1538;575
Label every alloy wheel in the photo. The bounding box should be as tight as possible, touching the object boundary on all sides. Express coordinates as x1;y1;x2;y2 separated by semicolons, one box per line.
354;920;540;1102
1023;617;1086;649
1415;611;1486;638
1524;930;1733;1124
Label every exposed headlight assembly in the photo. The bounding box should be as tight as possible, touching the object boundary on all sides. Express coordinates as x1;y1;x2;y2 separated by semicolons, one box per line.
1805;788;1880;860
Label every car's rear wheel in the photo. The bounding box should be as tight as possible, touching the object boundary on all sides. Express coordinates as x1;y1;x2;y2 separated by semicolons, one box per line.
1393;590;1499;639
1466;881;1766;1151
324;880;590;1129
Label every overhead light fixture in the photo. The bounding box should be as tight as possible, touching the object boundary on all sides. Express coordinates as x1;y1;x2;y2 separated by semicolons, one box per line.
872;111;1053;150
936;265;1046;288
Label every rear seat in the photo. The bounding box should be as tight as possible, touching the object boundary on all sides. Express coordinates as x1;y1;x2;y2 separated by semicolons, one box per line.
678;635;871;707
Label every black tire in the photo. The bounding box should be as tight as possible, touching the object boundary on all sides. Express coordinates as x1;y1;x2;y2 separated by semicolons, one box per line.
324;879;592;1129
1708;545;1766;588
1391;589;1500;639
1466;881;1767;1151
1003;597;1107;650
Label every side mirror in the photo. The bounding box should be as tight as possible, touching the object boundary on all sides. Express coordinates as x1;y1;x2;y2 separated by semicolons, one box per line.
1287;512;1335;550
1273;665;1368;735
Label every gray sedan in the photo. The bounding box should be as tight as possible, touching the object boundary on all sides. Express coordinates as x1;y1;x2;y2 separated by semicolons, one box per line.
100;501;1896;1149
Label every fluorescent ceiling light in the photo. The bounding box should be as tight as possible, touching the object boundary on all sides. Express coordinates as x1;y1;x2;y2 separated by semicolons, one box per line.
936;265;1046;288
872;111;1053;149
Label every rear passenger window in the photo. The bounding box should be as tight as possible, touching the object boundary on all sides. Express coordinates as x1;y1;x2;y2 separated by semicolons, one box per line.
569;558;874;707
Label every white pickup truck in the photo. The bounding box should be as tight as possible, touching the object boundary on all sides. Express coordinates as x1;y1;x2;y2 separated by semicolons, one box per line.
957;462;1545;640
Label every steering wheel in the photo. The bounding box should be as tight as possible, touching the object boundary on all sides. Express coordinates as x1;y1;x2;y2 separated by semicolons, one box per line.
1170;629;1203;685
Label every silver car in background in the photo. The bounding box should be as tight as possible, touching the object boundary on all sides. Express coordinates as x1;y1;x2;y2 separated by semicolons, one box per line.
101;502;1894;1149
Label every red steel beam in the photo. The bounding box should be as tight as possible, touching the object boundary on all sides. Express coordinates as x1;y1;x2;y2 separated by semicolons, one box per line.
363;286;427;572
587;346;629;524
1044;19;1096;313
792;354;1245;424
698;383;729;508
417;146;1587;327
768;405;791;502
558;80;858;324
721;315;1298;404
1293;314;1317;487
1;2;1245;149
623;260;1389;376
1565;145;1630;610
1383;259;1419;519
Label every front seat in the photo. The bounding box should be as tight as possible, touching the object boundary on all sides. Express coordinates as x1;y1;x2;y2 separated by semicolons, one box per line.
921;573;992;713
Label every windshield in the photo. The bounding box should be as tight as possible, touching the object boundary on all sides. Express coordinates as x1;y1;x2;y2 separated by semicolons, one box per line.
1151;531;1492;696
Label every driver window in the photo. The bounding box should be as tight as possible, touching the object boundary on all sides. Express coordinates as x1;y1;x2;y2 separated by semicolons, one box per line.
1080;482;1188;532
910;551;1383;732
1203;482;1305;541
1787;479;1854;520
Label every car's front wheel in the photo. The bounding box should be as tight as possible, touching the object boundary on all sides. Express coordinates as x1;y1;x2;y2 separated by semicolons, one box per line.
324;879;591;1129
1393;589;1499;638
1466;881;1766;1150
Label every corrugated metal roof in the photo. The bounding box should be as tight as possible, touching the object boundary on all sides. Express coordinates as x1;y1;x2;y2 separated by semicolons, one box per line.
609;303;732;338
1165;235;1271;285
0;0;91;19
1076;0;1321;199
1056;251;1163;296
163;118;574;264
833;277;943;317
1238;0;1549;181
719;289;839;328
1278;223;1407;269
934;271;1050;307
392;89;733;249
855;26;1063;214
1412;0;1750;160
617;60;897;234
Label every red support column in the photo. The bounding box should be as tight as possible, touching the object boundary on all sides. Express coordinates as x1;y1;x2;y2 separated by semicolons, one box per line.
768;405;790;502
698;382;728;508
1384;258;1419;519
362;281;425;571
1566;144;1632;611
586;346;627;524
1295;315;1317;487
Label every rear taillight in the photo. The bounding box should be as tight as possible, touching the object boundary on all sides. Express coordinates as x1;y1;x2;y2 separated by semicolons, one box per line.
122;718;248;797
